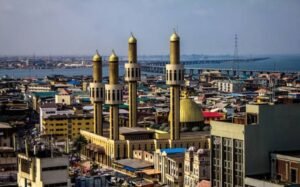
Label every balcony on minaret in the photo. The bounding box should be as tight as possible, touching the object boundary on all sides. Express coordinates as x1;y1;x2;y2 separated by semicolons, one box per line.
89;82;104;103
166;64;184;85
124;63;141;82
105;84;123;105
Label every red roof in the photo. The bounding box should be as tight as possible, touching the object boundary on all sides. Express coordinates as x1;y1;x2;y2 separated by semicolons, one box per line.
203;111;223;118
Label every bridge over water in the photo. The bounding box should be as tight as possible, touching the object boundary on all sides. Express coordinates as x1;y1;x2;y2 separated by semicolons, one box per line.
141;65;299;76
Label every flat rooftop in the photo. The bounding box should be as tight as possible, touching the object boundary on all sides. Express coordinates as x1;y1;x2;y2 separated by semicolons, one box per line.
119;127;154;135
114;158;153;170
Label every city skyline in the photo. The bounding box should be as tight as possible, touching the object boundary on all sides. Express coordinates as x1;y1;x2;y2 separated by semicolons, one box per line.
1;0;300;56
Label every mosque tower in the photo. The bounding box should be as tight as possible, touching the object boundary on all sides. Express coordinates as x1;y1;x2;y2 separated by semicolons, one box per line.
166;31;184;140
125;33;140;127
105;50;123;140
89;51;104;135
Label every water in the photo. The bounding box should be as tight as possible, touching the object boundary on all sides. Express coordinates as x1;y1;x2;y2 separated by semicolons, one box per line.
1;55;300;78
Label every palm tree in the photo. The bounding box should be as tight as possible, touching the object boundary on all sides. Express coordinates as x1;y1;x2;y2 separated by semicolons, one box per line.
73;135;87;157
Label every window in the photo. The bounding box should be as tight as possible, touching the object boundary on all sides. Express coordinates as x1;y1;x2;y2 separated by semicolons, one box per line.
173;70;176;80
291;168;297;183
131;68;134;78
42;166;68;171
117;90;120;101
108;90;110;100
100;88;103;98
96;88;99;98
247;113;258;125
112;90;115;101
179;70;182;81
166;70;169;81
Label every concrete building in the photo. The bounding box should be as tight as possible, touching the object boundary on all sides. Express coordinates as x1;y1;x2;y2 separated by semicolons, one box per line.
184;148;210;187
41;113;93;141
40;103;74;131
216;80;244;93
210;103;300;187
17;151;69;187
55;89;72;105
154;148;186;186
271;152;300;184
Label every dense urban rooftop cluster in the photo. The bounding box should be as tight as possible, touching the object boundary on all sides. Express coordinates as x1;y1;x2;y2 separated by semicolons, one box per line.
1;33;300;187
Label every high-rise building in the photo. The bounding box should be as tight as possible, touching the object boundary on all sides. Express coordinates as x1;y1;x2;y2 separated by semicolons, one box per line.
210;103;300;187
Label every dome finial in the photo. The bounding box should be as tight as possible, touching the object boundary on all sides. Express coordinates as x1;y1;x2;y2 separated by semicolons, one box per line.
128;32;137;43
109;49;118;62
92;49;101;62
170;30;180;42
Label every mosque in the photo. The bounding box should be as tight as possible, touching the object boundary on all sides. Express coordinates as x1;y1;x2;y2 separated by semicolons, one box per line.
80;32;209;166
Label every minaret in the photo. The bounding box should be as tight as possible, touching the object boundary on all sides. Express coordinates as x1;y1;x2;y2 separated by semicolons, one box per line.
166;32;184;140
90;51;104;135
105;50;123;140
125;33;140;127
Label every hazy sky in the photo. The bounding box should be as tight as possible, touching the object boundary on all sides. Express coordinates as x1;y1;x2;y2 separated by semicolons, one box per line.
0;0;300;56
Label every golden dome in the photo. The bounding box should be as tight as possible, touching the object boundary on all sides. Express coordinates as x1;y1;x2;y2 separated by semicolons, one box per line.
109;50;118;62
128;33;137;43
92;50;101;62
169;97;204;123
170;31;180;42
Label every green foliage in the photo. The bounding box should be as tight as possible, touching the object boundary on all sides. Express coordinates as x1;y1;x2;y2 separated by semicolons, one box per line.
73;135;88;153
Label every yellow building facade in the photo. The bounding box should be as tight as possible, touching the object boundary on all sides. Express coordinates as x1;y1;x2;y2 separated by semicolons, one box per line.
42;114;93;141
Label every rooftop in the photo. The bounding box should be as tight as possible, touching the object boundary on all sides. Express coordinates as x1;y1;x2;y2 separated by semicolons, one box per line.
119;127;154;135
0;122;11;129
160;148;186;155
114;158;153;170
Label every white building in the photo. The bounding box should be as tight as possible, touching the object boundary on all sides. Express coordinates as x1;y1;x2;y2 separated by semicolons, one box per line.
216;80;244;93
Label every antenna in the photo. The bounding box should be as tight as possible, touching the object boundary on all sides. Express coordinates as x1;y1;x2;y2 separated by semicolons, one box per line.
233;34;239;77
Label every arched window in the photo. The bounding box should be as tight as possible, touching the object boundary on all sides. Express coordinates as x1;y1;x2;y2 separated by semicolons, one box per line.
131;68;134;78
112;90;115;101
117;90;120;100
96;88;99;98
174;70;177;81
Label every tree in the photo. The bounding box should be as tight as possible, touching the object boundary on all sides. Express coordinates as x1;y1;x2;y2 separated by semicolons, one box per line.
73;135;88;155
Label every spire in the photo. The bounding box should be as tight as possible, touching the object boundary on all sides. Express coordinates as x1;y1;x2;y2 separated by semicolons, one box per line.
170;29;180;42
128;32;137;43
92;49;101;62
109;49;118;62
